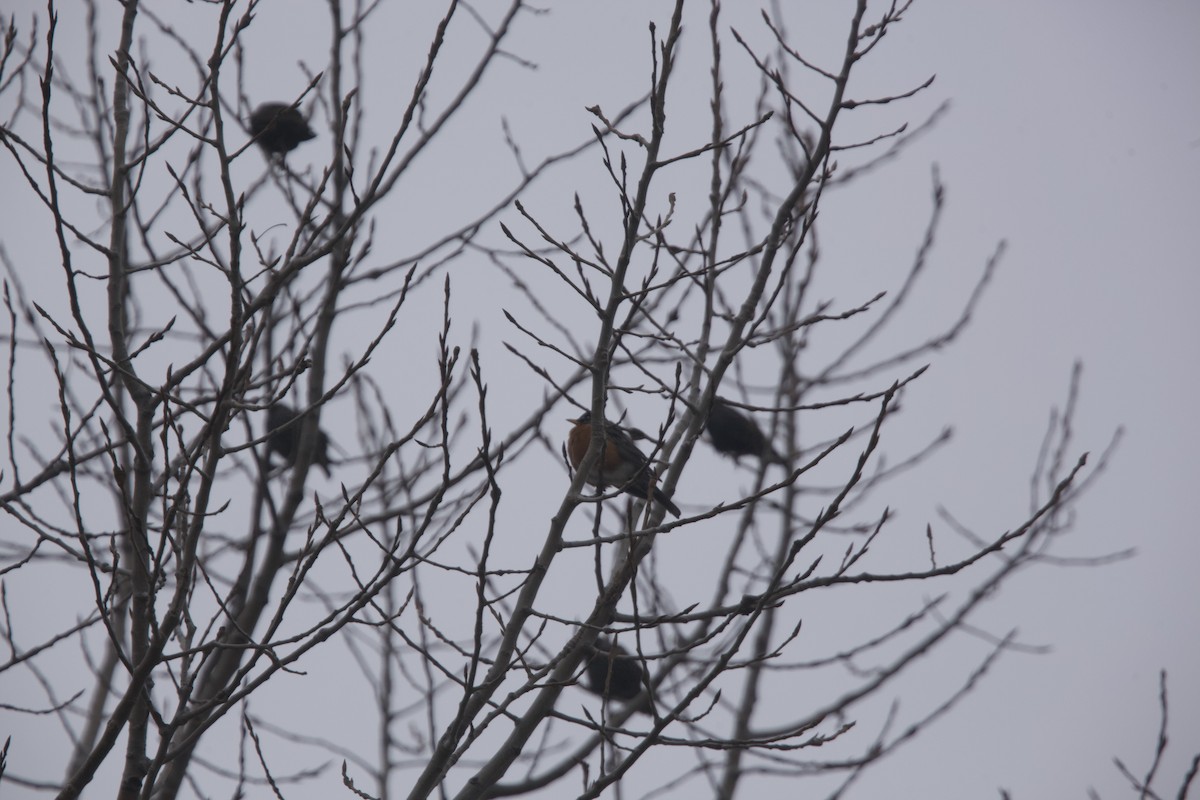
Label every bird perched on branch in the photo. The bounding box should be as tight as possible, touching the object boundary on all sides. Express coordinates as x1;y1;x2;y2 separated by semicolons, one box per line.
266;404;332;476
249;102;316;157
566;410;681;518
704;397;785;466
582;637;645;703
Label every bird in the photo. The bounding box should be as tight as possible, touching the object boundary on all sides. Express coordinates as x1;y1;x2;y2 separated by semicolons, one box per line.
248;102;316;157
704;397;785;466
566;410;681;518
582;637;645;702
266;403;332;476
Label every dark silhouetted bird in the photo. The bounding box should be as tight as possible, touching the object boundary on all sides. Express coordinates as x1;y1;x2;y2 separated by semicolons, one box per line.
249;102;316;156
704;397;785;466
583;637;644;702
266;404;331;476
566;410;680;518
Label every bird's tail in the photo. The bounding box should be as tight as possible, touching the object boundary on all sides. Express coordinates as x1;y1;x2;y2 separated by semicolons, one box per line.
652;487;681;518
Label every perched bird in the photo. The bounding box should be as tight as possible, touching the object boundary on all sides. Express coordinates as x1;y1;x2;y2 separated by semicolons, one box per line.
704;397;785;466
266;404;332;476
248;102;316;157
583;637;644;702
566;410;681;518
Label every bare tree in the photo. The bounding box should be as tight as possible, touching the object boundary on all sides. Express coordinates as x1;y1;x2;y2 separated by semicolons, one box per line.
0;1;1127;799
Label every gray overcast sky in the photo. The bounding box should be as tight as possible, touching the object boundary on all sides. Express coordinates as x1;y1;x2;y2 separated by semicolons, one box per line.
1;0;1197;797
847;0;1200;795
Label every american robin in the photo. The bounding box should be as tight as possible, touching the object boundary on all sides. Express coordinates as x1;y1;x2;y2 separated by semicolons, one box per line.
704;397;785;466
249;102;316;156
566;411;681;518
266;403;332;476
582;637;644;702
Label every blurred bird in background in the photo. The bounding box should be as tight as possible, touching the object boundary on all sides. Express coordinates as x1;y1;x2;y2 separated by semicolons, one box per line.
249;102;316;158
704;397;785;466
582;637;645;703
266;403;332;476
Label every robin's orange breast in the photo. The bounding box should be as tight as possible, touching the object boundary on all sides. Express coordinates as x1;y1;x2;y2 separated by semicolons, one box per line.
568;422;626;481
567;422;592;470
